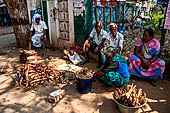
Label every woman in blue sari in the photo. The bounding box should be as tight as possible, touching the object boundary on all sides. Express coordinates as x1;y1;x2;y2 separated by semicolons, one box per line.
94;46;130;87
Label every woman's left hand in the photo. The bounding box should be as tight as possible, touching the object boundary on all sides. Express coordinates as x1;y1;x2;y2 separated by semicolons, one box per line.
94;71;104;78
142;61;150;69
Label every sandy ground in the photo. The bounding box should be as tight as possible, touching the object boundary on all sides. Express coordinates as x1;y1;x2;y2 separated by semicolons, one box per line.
0;45;170;113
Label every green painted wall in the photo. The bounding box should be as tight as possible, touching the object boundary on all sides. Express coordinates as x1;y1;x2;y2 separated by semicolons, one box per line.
85;0;93;37
74;15;85;46
42;1;49;39
74;0;93;46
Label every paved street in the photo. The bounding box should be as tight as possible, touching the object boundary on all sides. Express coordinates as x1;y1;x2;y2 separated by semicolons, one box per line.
0;27;16;49
0;33;16;49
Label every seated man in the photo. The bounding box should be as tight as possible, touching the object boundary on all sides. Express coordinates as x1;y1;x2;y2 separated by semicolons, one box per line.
105;23;124;52
82;22;107;68
94;46;130;88
29;14;48;55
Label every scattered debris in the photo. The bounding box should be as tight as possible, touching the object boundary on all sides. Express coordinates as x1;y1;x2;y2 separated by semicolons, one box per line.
5;63;13;69
59;71;75;84
47;49;50;52
62;55;68;60
113;83;147;107
0;65;6;74
48;89;65;103
48;55;53;60
65;101;70;104
159;87;164;90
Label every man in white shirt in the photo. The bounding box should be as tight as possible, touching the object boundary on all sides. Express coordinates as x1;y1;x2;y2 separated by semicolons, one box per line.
29;14;48;55
106;23;124;53
82;22;107;68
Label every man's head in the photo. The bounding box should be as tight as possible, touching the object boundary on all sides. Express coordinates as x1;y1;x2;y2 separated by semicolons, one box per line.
109;23;117;37
95;22;102;34
32;14;41;24
104;46;119;59
35;17;40;24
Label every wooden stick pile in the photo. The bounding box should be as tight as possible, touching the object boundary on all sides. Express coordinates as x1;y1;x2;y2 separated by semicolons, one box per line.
19;50;37;63
113;83;146;107
17;63;60;87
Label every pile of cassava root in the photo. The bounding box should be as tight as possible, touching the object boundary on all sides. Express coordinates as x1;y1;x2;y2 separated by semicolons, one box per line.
16;63;60;87
76;69;94;79
113;83;147;107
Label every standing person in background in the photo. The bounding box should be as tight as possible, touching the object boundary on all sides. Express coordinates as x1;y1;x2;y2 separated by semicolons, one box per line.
82;21;107;68
29;13;48;56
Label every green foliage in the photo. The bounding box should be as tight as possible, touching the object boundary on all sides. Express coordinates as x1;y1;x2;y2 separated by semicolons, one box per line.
151;12;164;35
144;18;151;26
144;11;164;35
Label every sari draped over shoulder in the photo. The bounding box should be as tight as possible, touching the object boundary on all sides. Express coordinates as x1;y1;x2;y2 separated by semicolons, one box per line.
100;54;130;87
128;38;165;79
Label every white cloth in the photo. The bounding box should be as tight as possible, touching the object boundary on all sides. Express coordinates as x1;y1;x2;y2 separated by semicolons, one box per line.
30;21;48;36
89;28;107;45
142;39;152;59
106;32;124;50
68;52;83;64
32;13;41;24
30;21;47;47
55;63;83;72
31;34;42;47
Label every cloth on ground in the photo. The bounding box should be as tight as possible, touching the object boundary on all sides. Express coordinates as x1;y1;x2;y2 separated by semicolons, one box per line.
68;51;83;64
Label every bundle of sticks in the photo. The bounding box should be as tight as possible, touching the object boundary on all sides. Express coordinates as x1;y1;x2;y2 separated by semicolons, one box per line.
19;50;37;63
23;50;37;55
16;63;60;87
113;83;146;107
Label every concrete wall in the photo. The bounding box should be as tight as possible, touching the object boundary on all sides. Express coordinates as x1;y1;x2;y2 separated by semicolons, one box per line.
46;0;58;45
55;0;75;48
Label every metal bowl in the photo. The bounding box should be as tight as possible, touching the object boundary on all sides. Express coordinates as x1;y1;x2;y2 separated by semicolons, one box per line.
113;98;147;113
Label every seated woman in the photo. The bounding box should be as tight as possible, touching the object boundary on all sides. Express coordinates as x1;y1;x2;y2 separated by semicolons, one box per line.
95;46;130;88
128;28;165;86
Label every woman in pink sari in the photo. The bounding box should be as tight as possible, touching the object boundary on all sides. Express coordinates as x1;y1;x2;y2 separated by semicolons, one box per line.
128;28;165;86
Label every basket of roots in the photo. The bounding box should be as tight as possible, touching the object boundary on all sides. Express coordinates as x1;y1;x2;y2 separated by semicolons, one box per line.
113;83;147;113
75;68;94;94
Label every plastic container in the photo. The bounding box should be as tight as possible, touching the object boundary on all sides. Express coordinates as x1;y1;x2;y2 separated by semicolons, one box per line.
76;77;93;94
113;98;147;113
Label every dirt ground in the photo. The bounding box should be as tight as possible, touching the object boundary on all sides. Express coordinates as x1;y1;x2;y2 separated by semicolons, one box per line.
0;45;170;113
